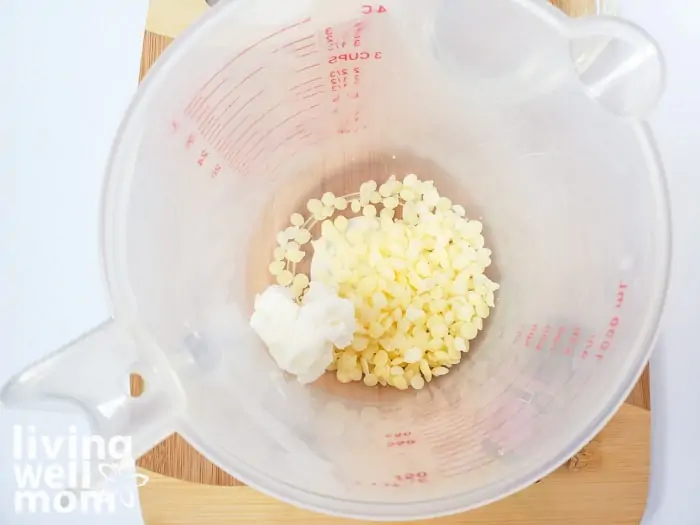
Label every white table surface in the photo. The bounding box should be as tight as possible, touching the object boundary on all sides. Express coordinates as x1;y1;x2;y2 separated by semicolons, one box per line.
1;0;699;523
0;1;148;523
619;1;700;523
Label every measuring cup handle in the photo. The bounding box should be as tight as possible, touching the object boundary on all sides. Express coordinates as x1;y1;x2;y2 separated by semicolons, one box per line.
562;16;665;118
641;335;700;524
0;319;177;460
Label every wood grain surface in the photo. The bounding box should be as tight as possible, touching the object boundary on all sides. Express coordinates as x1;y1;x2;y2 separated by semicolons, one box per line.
134;0;651;496
139;403;650;524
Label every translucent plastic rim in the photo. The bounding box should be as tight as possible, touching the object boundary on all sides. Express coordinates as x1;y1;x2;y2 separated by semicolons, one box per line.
100;0;671;520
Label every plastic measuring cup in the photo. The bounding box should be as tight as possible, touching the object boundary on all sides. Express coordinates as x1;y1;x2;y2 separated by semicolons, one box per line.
2;0;668;520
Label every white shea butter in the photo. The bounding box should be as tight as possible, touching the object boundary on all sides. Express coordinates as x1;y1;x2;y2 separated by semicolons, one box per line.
250;282;356;384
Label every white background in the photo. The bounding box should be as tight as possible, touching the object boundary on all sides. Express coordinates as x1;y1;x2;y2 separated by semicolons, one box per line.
0;1;148;523
1;0;699;523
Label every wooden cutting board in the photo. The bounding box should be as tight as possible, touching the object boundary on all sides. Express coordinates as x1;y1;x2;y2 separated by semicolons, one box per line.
136;1;652;522
138;403;651;524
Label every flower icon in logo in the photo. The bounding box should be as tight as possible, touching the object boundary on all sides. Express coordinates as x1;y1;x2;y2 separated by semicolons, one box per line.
97;462;149;508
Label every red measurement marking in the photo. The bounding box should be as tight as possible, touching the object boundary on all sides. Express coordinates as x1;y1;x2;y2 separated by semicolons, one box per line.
228;103;281;150
386;431;415;448
226;66;265;95
201;94;238;135
339;125;366;135
206;95;240;140
297;63;321;73
361;4;387;13
535;325;551;351
294;43;316;53
324;27;336;51
191;78;227;121
394;472;428;484
513;327;523;344
302;90;325;99
267;137;287;156
219;114;250;154
336;109;361;134
212;89;265;143
256;140;296;175
279;122;308;145
236;132;268;166
197;149;209;167
563;327;581;356
304;137;325;151
185;96;202;117
263;135;300;161
263;104;321;137
598;315;621;354
222;121;251;160
196;17;311;93
616;281;628;309
238;126;264;151
186;134;196;149
524;324;538;347
228;130;263;166
211;164;222;178
247;140;276;167
246;134;291;171
241;133;276;165
276;34;315;52
328;51;383;64
331;76;348;93
331;78;348;91
288;76;324;91
297;84;325;96
353;21;364;47
226;105;284;164
581;334;596;360
359;475;427;489
250;123;310;162
202;66;265;135
298;50;319;58
551;326;567;351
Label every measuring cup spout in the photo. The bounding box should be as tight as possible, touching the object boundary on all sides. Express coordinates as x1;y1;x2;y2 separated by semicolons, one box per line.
565;16;665;117
0;319;177;460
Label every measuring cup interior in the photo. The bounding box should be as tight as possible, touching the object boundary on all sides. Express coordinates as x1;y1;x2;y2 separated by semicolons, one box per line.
106;0;668;517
